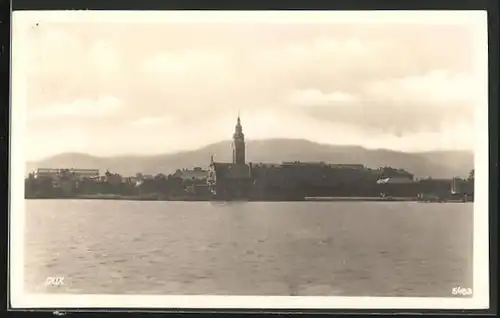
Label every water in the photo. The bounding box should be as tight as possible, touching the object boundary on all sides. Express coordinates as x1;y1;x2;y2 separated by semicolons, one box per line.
24;200;473;297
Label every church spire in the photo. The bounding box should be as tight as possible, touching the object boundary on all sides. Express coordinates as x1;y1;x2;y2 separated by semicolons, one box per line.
232;112;245;164
234;111;243;135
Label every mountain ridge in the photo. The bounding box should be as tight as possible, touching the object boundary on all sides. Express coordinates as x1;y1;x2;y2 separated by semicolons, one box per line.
25;138;473;179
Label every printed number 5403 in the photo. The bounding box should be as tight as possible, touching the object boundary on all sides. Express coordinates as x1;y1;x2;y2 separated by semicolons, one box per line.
452;286;472;296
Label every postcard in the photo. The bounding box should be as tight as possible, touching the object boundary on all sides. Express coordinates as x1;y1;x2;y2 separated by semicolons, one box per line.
10;10;489;310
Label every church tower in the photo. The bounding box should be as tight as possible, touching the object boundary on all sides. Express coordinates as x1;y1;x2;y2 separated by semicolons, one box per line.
232;113;246;164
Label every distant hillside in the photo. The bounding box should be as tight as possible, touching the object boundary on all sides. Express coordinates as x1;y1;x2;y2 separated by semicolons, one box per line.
25;138;473;178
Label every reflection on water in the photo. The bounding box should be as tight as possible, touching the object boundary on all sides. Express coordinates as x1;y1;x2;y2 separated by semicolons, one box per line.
24;200;473;296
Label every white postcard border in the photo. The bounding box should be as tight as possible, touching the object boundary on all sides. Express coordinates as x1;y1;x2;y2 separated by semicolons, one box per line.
10;10;490;310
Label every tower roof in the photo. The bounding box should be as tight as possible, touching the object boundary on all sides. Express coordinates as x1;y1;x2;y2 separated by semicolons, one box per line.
234;112;244;137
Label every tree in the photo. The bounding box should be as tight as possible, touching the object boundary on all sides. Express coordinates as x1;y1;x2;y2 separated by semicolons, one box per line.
154;173;167;181
468;169;475;181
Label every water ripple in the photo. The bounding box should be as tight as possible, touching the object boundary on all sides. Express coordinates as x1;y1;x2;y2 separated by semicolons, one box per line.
24;200;473;297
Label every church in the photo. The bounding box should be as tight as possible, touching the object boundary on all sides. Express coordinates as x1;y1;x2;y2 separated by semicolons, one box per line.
206;114;417;200
206;114;371;200
207;115;254;199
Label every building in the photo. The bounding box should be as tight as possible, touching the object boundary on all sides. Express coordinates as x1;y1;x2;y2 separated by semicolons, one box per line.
172;167;208;181
34;168;99;180
104;171;123;185
232;114;246;165
451;177;474;195
31;168;99;195
417;178;454;198
208;114;253;199
70;168;100;180
34;168;61;179
34;168;64;179
207;115;419;200
136;173;154;181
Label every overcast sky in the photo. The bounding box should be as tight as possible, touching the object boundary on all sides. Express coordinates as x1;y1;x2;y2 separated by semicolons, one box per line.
13;11;487;160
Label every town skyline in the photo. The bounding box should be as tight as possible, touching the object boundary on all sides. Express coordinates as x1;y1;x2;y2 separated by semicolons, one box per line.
13;11;487;161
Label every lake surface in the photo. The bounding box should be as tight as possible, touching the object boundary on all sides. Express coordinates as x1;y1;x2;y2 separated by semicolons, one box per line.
24;200;473;297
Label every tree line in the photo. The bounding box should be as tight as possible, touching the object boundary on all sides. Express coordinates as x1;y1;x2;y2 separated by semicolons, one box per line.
24;169;211;200
24;168;475;200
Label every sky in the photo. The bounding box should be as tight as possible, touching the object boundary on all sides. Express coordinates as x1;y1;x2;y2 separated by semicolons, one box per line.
12;11;487;161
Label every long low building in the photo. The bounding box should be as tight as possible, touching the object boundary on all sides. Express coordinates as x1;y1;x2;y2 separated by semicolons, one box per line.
208;159;416;199
34;168;61;179
34;168;100;180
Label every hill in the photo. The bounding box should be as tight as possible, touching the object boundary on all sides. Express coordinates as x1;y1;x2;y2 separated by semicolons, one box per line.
25;138;473;178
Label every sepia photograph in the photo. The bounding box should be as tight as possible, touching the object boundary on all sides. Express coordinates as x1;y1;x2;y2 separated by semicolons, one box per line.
10;10;489;309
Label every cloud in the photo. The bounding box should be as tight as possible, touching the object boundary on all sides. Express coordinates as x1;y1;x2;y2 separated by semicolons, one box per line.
31;28;121;73
287;89;359;107
134;49;245;120
29;95;122;120
365;70;477;105
140;50;228;74
19;20;485;158
27;26;123;92
89;40;121;73
281;70;477;136
131;116;174;127
29;29;83;73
